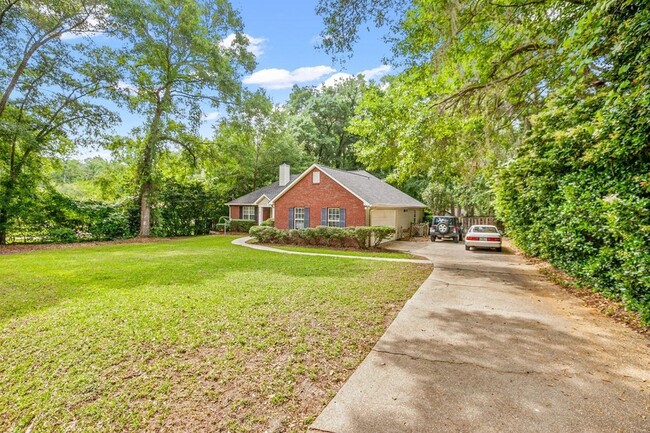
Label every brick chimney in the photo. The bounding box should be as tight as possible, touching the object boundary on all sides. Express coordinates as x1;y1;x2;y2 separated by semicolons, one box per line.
279;163;290;187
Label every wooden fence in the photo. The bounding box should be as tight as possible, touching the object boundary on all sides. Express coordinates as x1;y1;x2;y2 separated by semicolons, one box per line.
462;216;503;231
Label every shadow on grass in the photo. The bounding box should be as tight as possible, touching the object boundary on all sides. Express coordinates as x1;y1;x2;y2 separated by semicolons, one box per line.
0;236;403;323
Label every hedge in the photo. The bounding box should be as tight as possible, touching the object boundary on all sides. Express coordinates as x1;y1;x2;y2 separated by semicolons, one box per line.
249;225;395;249
229;219;256;233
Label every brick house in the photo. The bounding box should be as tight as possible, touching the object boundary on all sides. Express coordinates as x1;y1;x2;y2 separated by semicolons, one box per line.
226;163;426;239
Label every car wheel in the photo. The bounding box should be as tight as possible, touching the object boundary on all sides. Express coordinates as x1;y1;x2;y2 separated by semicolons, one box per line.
454;235;459;243
430;235;435;242
465;245;470;251
496;247;502;252
438;223;449;234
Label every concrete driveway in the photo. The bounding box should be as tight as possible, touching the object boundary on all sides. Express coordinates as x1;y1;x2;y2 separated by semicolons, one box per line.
309;240;650;433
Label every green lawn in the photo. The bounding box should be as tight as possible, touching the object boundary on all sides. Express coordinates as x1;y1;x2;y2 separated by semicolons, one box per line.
0;236;430;432
273;245;416;259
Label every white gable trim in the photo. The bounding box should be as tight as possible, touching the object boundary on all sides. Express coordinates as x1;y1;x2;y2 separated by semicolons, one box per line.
269;164;370;206
254;194;271;205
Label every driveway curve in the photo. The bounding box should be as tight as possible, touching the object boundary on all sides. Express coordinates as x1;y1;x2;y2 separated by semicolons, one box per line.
309;240;650;433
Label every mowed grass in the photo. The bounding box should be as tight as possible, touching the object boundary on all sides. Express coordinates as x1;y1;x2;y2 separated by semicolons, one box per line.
272;245;416;259
0;236;431;432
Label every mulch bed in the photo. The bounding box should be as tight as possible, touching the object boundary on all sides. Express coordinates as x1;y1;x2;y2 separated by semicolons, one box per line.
503;238;649;338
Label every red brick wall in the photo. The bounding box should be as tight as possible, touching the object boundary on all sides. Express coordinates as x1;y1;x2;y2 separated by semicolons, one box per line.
275;167;366;229
229;206;241;219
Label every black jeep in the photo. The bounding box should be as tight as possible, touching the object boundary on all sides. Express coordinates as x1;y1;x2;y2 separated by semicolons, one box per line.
430;216;463;243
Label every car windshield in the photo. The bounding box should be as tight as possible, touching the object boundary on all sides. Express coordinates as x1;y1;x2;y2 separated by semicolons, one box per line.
471;226;499;233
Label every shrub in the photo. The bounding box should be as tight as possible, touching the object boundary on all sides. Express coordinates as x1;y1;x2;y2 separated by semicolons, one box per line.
251;225;396;249
88;208;134;240
230;219;256;233
371;226;395;247
46;227;77;243
261;218;274;227
347;226;373;249
249;226;287;243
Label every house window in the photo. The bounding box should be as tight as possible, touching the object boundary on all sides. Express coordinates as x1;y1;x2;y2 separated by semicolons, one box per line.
312;171;320;184
242;206;256;221
327;208;340;227
294;207;305;229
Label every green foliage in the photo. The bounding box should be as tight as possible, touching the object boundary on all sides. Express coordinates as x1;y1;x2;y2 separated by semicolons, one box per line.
152;178;223;237
45;227;78;243
495;0;650;322
249;225;286;243
370;226;395;247
87;205;138;241
110;0;255;236
261;218;274;227
229;219;256;233
286;76;368;169
249;225;396;249
213;91;307;197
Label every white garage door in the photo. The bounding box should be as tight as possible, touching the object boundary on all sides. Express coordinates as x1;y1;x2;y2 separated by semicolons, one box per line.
370;209;395;227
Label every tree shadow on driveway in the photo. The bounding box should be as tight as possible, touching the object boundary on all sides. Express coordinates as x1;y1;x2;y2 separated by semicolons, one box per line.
328;305;650;433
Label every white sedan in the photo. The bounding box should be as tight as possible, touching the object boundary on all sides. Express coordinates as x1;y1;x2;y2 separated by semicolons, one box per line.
464;225;502;252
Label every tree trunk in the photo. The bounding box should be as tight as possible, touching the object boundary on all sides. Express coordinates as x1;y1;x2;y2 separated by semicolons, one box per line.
138;134;155;237
137;92;168;237
0;207;8;245
139;180;152;237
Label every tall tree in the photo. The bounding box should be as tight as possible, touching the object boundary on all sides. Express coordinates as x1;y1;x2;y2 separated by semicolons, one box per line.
317;0;590;213
0;1;119;244
111;0;255;236
213;90;306;198
0;0;111;118
286;76;367;169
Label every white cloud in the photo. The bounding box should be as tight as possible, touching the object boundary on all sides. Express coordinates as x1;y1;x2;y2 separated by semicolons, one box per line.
221;33;266;57
201;111;219;121
244;66;336;89
60;7;108;40
360;65;391;80
321;72;353;88
319;65;392;89
116;80;137;95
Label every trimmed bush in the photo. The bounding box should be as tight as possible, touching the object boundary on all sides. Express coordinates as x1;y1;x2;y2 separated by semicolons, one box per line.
261;218;274;227
249;226;287;243
248;225;395;249
371;226;396;247
229;219;256;233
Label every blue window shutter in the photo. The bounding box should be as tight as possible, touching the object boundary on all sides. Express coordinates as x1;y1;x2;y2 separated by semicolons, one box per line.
304;208;310;228
288;207;294;230
321;208;327;226
340;208;346;227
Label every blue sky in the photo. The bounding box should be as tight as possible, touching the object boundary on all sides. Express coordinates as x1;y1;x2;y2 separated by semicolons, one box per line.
231;0;392;100
76;0;391;157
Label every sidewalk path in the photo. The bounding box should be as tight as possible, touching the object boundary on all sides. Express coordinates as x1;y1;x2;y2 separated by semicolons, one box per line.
308;240;650;433
231;237;431;264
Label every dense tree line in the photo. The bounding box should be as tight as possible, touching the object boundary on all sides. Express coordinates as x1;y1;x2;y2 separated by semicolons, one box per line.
0;0;375;244
317;0;649;321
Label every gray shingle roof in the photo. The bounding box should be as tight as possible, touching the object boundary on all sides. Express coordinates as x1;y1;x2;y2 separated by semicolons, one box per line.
317;165;426;208
226;175;299;205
